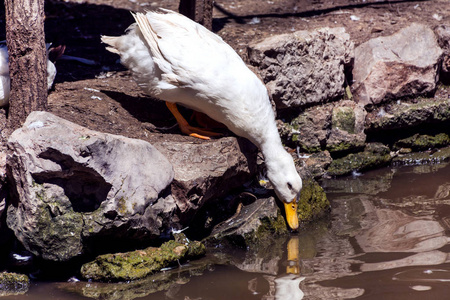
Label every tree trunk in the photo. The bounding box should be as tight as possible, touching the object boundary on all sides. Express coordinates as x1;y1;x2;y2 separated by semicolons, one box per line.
5;0;47;131
179;0;214;30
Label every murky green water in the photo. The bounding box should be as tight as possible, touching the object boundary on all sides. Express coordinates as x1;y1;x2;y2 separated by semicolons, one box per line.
2;162;450;299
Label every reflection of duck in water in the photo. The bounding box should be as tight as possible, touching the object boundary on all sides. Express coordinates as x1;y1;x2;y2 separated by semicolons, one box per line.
275;274;305;300
246;236;305;299
275;236;305;299
262;236;305;299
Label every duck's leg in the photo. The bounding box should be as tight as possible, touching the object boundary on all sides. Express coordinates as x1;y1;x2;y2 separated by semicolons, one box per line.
190;111;226;130
165;102;221;140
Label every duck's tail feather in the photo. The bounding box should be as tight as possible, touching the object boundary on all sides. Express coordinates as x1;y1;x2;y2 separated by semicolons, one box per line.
101;35;121;54
132;12;164;62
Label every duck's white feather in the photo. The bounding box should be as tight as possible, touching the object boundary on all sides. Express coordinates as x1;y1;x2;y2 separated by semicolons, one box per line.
101;9;302;215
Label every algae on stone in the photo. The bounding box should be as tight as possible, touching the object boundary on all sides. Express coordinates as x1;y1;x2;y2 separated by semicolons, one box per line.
7;183;84;261
207;177;329;250
366;98;450;131
392;145;450;165
327;143;392;176
279;100;366;153
207;197;288;250
80;233;205;282
246;213;289;247
332;106;356;134
394;133;450;151
62;260;215;300
297;178;330;222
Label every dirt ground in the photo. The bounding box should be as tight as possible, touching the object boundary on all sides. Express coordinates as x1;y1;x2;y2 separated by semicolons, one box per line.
1;0;450;146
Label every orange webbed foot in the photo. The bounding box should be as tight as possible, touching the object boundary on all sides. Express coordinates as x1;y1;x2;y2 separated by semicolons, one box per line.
166;102;222;140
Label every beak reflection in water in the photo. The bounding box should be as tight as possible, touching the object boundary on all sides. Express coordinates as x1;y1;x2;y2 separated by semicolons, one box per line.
287;236;301;275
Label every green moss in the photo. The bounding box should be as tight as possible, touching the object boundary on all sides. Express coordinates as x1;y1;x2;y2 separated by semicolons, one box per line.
239;179;329;248
297;178;330;222
327;143;392;176
332;106;356;134
369;98;450;130
29;184;84;261
35;203;83;261
240;212;288;251
326;140;363;153
257;213;288;237
300;145;323;153
174;233;206;258
81;234;206;282
394;133;450;151
392;145;450;165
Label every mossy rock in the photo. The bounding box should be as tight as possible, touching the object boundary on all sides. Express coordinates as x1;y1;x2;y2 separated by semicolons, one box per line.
394;133;450;151
245;212;289;247
80;233;205;282
62;260;214;300
392;145;450;165
327;143;392;176
244;178;329;246
278;115;324;153
206;197;288;250
332;106;356;134
297;178;330;222
366;98;450;131
205;178;329;251
0;272;30;296
326;139;365;153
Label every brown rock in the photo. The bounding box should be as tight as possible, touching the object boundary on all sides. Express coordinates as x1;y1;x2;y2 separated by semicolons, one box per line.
353;23;443;106
153;137;258;223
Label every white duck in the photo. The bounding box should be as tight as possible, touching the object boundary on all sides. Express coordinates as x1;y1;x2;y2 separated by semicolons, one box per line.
0;43;65;107
101;9;302;230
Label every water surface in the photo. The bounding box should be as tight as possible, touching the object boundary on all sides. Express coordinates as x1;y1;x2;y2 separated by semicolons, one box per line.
3;162;450;299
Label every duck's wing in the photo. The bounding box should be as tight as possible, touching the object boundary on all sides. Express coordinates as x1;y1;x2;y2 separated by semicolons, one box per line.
133;10;247;91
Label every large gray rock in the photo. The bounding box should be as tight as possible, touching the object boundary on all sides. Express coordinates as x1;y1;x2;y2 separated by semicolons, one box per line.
248;27;354;109
152;138;258;224
353;23;443;106
6;111;175;261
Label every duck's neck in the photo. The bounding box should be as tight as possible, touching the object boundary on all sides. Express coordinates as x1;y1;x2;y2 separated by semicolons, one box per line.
257;122;288;170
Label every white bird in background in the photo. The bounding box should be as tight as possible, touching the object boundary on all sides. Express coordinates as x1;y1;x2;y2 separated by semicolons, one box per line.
0;43;65;107
101;8;302;230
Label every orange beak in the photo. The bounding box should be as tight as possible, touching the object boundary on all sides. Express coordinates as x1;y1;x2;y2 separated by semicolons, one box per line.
284;199;299;230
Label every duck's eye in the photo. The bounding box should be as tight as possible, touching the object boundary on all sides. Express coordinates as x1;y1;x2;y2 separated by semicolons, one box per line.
287;182;293;191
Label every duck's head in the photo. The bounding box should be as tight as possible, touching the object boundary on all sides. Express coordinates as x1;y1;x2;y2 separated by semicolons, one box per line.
266;150;302;231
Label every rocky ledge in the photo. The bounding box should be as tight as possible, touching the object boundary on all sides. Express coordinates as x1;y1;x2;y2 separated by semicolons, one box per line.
81;233;205;282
